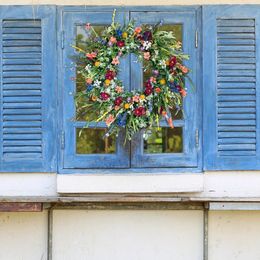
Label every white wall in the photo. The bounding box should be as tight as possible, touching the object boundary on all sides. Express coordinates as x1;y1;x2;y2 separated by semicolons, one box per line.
208;211;260;260
0;211;48;260
52;210;204;260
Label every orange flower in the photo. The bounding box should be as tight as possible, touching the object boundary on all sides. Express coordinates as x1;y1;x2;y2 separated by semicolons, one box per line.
86;78;93;84
143;52;150;60
180;89;187;97
91;96;97;101
161;111;167;117
179;65;189;74
114;105;120;111
167;117;174;128
134;27;142;34
86;52;97;59
155;87;161;93
165;60;170;66
140;94;145;100
109;36;117;43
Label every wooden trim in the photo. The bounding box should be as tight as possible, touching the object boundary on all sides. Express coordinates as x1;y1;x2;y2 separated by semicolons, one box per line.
0;202;42;212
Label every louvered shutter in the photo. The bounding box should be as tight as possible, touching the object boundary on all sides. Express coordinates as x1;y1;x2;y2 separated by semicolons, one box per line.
0;6;57;172
203;6;260;170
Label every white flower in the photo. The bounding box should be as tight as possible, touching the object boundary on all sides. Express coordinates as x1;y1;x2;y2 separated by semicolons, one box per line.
93;80;101;87
85;64;92;71
143;41;152;50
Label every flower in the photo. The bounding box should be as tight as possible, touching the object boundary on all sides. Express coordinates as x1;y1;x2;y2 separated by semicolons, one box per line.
116;29;123;37
115;86;123;93
105;114;115;126
100;92;110;100
91;96;97;101
167;117;174;128
144;87;153;96
155;87;161;93
124;103;130;109
149;77;156;83
114;105;120;111
134;107;146;117
143;52;150;60
109;36;117;43
112;56;120;65
169;56;177;68
114;96;123;106
86;52;97;59
159;78;166;85
145;81;152;89
86;84;94;91
85;23;91;30
85;64;91;71
152;70;159;76
140;94;145;100
86;78;93;84
122;32;128;38
134;27;142;34
117;41;125;48
179;89;187;97
179;65;189;74
143;31;152;41
93;80;101;87
94;61;100;67
143;41;152;50
132;95;140;102
105;70;116;80
104;79;111;86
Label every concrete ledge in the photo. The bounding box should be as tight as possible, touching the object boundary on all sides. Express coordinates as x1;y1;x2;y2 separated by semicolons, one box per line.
57;174;204;194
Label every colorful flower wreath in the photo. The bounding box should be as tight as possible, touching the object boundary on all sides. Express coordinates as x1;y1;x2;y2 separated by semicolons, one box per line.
73;11;190;140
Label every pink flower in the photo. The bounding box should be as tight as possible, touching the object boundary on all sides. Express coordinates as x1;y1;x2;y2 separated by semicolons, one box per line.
86;78;93;84
132;95;140;102
105;114;115;126
85;23;91;30
180;89;187;97
114;96;123;106
115;86;123;93
149;77;156;83
117;41;125;48
143;52;150;60
134;27;142;34
112;56;120;65
114;105;120;111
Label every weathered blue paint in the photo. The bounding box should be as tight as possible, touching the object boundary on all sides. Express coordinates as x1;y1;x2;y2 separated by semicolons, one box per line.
203;5;260;170
130;10;201;168
60;10;130;169
0;6;57;172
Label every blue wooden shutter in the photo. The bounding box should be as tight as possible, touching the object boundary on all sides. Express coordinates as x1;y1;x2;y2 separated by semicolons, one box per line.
203;6;260;170
130;9;201;168
0;6;57;172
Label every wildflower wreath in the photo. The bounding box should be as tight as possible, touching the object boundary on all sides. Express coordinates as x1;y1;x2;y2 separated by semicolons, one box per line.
73;11;190;140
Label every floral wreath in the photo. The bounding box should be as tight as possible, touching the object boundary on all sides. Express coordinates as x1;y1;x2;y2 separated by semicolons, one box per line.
73;11;190;140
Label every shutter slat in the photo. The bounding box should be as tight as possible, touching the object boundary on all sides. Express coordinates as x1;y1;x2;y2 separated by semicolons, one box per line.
218;138;256;144
3;90;41;96
3;27;41;34
218;114;256;119
217;19;255;27
3;115;41;121
218;89;256;95
3;108;41;115
217;95;255;101
218;57;256;64
3;140;42;146
3;65;41;70
218;51;255;57
218;132;256;138
218;64;256;70
4;134;42;140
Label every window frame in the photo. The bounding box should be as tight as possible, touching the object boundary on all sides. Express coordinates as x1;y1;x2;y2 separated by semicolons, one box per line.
57;6;202;174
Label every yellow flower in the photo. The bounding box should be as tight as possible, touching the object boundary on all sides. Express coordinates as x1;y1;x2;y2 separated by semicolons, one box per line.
91;96;97;101
122;32;128;38
94;61;100;67
140;94;145;100
160;79;166;85
104;79;111;86
124;103;130;109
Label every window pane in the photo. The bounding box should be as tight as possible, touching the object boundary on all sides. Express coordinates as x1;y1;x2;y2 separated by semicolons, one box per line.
144;127;183;153
143;24;183;120
76;128;116;154
75;25;106;121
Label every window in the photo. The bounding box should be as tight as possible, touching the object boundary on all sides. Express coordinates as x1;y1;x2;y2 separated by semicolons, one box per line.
60;7;201;171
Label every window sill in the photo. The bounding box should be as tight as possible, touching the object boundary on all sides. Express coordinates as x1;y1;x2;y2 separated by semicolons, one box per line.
57;173;203;194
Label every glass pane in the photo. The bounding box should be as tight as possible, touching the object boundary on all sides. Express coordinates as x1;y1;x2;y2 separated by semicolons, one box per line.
144;127;183;154
76;128;116;154
75;25;106;121
143;24;183;120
